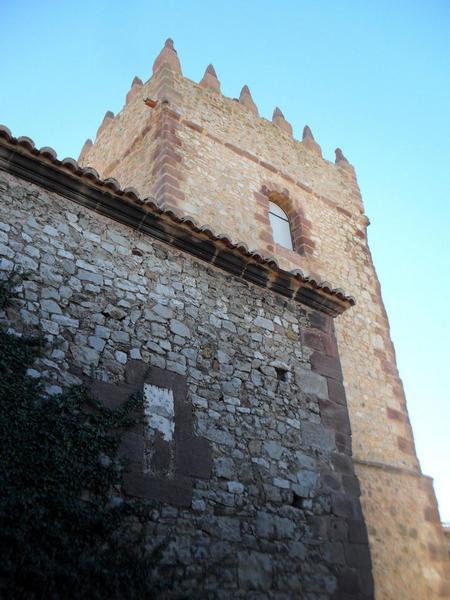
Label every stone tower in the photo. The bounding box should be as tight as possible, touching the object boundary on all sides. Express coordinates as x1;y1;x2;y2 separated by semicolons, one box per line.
76;40;449;598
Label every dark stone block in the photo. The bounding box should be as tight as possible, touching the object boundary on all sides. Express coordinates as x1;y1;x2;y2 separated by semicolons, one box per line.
91;381;138;409
327;379;347;406
342;474;361;497
397;435;415;455
344;544;372;569
311;352;343;381
332;593;359;600
175;433;212;479
151;435;171;473
336;568;361;594
323;333;339;357
174;398;193;434
320;400;352;435
324;541;346;565
125;359;149;385
331;452;354;475
358;568;375;597
308;515;329;538
328;518;349;542
335;433;353;456
386;406;407;422
145;365;188;403
309;310;331;333
309;516;348;542
237;550;273;591
118;432;144;462
123;472;192;507
123;471;147;498
320;471;343;492
301;329;325;352
303;321;339;356
331;494;363;520
154;476;193;507
302;421;336;451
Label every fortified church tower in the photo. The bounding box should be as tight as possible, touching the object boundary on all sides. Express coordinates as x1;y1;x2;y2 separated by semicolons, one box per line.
0;39;448;599
77;40;449;598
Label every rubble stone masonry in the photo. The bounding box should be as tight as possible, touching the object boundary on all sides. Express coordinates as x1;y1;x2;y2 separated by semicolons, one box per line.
77;41;450;598
0;168;375;598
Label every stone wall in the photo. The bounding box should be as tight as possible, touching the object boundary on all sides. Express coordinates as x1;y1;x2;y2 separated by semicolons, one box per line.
79;48;450;598
0;169;374;598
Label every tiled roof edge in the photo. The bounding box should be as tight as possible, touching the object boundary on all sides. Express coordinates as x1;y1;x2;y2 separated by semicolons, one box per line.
0;125;355;316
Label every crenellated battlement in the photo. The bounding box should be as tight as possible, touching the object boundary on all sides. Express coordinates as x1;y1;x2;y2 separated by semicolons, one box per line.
80;39;357;196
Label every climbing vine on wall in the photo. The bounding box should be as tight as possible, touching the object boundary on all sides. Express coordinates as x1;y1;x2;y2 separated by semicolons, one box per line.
0;271;162;599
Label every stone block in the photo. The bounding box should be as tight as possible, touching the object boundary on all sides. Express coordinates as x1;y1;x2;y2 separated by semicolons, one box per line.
335;432;353;455
327;378;347;406
256;511;295;539
238;551;273;590
308;311;331;333
344;543;372;569
253;315;274;331
337;568;361;595
331;452;354;475
115;350;127;364
123;472;192;507
175;433;212;479
40;299;62;314
215;456;235;479
118;432;144;462
264;440;284;460
331;493;363;520
342;474;361;497
295;365;329;400
296;469;318;496
319;399;352;435
170;319;190;338
301;421;335;451
347;519;370;544
77;269;103;285
311;352;343;381
301;329;325;351
201;515;241;542
150;435;171;472
227;481;244;494
324;541;346;565
320;471;343;493
91;381;138;410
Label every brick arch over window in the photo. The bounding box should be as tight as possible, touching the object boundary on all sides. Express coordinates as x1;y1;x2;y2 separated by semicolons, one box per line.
254;183;315;256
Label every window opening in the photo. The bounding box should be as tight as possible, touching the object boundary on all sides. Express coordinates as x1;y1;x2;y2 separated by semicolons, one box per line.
268;201;293;250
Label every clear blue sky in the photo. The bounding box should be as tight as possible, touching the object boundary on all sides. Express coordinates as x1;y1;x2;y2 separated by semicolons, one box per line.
1;0;449;519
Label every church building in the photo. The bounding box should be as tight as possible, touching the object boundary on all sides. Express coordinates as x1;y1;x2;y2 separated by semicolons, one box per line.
0;39;448;598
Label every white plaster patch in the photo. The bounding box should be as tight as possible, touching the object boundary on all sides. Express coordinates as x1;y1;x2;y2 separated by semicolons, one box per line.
144;383;175;442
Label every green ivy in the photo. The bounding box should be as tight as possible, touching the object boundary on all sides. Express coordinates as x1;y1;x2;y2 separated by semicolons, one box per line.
0;272;163;599
0;269;26;310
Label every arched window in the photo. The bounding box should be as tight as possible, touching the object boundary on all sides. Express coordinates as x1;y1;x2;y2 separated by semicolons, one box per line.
268;201;293;250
